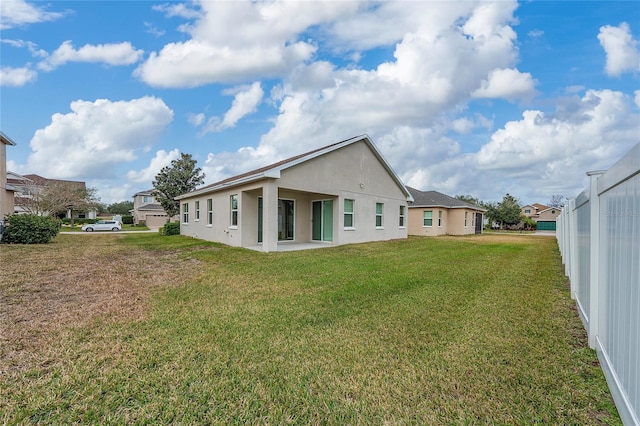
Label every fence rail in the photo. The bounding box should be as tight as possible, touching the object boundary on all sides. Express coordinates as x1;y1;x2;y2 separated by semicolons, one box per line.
556;142;639;426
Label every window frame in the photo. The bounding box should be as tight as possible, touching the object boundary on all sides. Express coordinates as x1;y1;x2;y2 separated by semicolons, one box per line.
230;194;238;228
375;202;384;229
207;198;213;226
438;210;442;227
423;210;433;227
344;199;355;229
399;205;406;228
195;200;200;221
182;202;189;224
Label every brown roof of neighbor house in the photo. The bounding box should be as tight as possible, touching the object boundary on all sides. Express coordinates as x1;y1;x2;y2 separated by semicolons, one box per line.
22;174;86;189
406;186;486;211
176;134;413;201
133;189;155;196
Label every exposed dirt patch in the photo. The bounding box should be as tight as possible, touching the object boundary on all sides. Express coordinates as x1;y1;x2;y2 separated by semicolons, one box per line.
0;235;204;373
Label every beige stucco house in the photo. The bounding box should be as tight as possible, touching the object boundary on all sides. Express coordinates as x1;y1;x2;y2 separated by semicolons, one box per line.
1;132;17;219
131;189;174;229
406;187;486;236
175;135;413;252
521;203;561;231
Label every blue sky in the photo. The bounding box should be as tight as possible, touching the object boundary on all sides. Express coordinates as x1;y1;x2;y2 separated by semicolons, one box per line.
1;1;638;205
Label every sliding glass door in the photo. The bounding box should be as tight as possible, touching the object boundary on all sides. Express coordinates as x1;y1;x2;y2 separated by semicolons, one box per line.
312;200;333;242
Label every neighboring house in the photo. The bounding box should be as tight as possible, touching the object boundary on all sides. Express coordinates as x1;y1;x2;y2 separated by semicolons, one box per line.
1;132;17;220
131;189;174;229
175;135;413;252
5;171;32;214
406;187;486;236
521;203;561;231
7;173;97;219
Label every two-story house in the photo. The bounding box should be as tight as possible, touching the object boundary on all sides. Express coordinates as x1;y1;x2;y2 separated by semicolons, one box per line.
131;189;174;229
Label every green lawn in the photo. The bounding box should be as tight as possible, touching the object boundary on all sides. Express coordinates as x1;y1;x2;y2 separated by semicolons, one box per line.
0;234;620;424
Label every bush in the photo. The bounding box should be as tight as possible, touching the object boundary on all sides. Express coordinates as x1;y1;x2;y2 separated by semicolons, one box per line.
1;214;62;244
161;221;180;236
121;215;133;225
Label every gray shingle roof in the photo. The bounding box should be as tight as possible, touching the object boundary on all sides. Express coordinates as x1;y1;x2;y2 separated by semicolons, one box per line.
406;186;485;211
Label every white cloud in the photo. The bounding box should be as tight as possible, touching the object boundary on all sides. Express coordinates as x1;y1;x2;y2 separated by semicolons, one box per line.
135;1;357;87
472;68;538;101
126;149;180;183
1;39;48;58
188;113;205;127
0;66;37;86
0;0;65;29
193;1;530;187
152;2;202;20
450;114;493;134
468;89;639;198
635;90;640;108
39;40;144;72
201;82;264;133
598;22;640;77
25;96;173;179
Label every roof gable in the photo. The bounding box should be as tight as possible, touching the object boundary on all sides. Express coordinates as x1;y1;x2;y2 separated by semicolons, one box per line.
177;135;412;200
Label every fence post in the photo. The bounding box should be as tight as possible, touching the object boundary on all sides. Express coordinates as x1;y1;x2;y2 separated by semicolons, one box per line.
567;197;577;299
586;170;605;349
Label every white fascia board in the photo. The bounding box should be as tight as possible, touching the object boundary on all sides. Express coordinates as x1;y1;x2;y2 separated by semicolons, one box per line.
175;172;280;200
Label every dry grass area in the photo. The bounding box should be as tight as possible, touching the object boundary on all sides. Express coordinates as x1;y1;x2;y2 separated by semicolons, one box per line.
0;234;203;374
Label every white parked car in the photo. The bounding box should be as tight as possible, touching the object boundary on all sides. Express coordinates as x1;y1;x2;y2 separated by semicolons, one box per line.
81;220;122;232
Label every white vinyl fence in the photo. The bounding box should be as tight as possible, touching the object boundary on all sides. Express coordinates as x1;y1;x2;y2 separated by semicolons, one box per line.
557;142;639;426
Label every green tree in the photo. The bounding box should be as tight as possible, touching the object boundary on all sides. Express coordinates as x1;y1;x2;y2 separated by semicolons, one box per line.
152;153;205;219
485;194;521;229
108;201;134;215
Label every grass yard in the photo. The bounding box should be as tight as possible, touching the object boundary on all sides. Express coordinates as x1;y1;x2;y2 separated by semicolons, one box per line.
0;233;620;424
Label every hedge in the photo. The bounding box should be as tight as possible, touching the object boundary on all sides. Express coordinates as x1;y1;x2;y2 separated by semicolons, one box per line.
1;214;62;244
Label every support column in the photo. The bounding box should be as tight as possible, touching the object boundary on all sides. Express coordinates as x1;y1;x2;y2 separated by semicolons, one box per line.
587;170;605;348
262;179;278;253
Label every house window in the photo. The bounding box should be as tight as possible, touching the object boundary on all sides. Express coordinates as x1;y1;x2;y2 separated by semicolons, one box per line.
195;201;200;221
525;209;531;214
344;199;354;228
143;195;154;203
376;203;384;228
182;203;189;224
465;211;468;227
230;194;238;227
399;205;405;227
423;210;433;227
207;198;213;225
438;210;442;227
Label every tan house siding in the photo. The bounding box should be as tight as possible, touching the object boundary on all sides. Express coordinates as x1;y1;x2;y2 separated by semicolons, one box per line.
1;133;16;219
131;190;175;228
177;136;411;251
406;187;485;236
538;208;560;221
